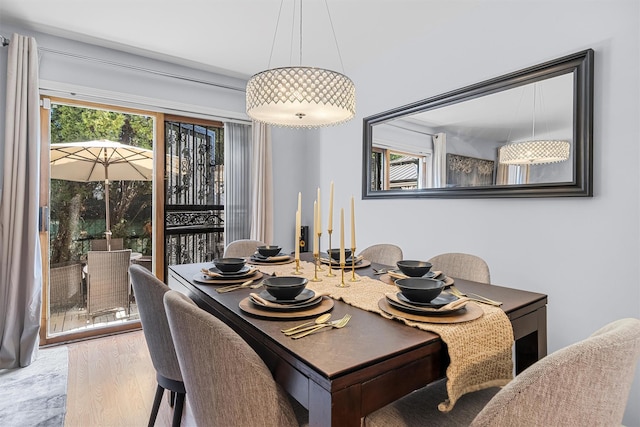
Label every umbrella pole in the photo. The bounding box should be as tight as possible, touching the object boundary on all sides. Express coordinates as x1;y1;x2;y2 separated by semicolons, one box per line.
103;154;112;251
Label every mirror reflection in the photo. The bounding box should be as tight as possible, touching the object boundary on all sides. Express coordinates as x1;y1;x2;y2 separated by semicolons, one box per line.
363;50;593;198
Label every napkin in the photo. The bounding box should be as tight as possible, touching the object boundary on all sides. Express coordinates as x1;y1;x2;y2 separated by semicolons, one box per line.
385;292;469;312
201;267;256;278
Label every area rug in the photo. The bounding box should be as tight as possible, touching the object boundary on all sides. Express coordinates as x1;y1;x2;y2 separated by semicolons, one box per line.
0;346;68;427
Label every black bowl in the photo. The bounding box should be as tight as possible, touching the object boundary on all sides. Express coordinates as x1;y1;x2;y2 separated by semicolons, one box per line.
263;276;308;300
395;277;445;303
257;245;281;257
213;257;246;273
327;248;352;261
397;260;433;277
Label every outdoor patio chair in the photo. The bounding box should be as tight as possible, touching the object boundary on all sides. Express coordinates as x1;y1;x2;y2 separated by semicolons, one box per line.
86;249;131;316
223;239;265;258
49;262;84;310
358;243;403;266
90;238;124;251
428;252;491;283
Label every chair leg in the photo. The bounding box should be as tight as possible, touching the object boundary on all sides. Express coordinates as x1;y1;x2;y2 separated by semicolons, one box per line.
169;390;175;407
148;384;164;427
172;392;185;427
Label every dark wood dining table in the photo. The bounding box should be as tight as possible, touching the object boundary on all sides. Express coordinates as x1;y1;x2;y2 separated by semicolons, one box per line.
167;255;547;427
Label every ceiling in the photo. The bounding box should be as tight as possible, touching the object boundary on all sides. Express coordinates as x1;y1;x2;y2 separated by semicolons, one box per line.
0;0;475;79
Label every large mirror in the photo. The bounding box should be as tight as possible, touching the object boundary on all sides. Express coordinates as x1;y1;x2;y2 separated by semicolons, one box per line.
362;49;593;199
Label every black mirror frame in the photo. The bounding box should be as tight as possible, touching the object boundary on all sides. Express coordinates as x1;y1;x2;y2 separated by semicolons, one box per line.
362;49;594;199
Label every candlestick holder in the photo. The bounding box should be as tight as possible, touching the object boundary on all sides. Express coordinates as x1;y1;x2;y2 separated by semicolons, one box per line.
311;253;322;282
336;262;350;287
292;258;302;275
350;246;359;282
326;230;336;277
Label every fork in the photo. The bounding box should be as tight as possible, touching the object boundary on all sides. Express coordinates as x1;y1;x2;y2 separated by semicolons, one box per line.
216;279;261;293
290;314;352;339
448;285;502;306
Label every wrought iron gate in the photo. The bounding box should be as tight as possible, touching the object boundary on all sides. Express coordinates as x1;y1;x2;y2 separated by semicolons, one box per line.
164;119;225;270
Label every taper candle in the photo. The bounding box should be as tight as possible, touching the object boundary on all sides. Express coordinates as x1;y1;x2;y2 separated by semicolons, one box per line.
317;187;321;234
297;192;302;216
328;181;334;231
340;208;345;264
350;196;356;249
295;209;301;260
313;201;319;255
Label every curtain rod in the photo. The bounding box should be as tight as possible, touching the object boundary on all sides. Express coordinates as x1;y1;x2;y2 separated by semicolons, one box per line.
0;33;246;93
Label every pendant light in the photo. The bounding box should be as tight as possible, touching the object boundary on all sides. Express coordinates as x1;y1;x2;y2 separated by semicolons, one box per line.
246;0;356;128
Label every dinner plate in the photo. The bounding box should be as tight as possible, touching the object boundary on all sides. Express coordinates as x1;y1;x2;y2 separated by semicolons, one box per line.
249;294;323;312
249;255;294;265
320;257;372;269
239;296;334;319
208;265;251;277
389;269;436;279
259;289;315;304
386;295;465;316
251;252;287;260
397;292;458;308
193;271;262;285
378;298;483;324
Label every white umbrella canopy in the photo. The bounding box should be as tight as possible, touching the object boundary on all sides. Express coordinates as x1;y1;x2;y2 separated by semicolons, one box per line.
50;139;154;249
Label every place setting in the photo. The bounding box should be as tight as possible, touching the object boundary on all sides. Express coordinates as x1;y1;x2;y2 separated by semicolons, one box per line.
193;257;263;285
378;274;483;324
248;245;295;265
320;248;371;269
239;276;334;319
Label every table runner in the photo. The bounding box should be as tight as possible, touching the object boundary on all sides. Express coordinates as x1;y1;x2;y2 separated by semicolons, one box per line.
251;261;514;411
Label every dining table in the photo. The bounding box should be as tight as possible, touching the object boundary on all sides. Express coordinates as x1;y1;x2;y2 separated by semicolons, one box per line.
167;253;547;427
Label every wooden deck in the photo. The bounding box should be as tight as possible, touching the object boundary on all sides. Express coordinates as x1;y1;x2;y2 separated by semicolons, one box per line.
48;303;140;336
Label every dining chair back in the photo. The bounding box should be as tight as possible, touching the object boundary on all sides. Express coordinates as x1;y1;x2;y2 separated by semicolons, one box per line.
428;252;490;283
49;262;84;310
90;237;124;251
223;238;265;258
86;249;131;316
364;317;640;427
358;243;403;266
129;265;185;427
163;290;308;427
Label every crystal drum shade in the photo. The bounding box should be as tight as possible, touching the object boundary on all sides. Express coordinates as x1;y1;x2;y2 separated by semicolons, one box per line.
246;66;356;128
499;140;571;165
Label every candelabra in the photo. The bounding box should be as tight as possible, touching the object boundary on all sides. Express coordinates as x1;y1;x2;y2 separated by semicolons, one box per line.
350;246;359;282
326;230;336;277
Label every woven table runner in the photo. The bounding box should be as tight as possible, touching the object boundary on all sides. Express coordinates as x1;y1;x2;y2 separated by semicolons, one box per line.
251;260;514;411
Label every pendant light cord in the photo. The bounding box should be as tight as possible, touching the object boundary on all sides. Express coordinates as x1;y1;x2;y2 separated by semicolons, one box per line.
267;0;286;69
324;0;346;73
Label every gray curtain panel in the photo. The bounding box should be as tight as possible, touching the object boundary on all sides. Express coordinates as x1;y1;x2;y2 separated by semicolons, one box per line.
224;122;253;244
0;33;43;368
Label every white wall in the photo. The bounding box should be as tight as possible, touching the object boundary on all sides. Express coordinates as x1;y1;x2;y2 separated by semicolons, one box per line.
275;1;638;424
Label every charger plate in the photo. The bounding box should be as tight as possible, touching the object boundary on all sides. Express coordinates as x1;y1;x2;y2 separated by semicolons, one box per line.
320;258;372;269
193;271;263;285
378;298;483;324
248;256;295;266
239;296;334;319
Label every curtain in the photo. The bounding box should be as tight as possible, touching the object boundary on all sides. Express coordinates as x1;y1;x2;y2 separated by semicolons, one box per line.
0;33;42;368
223;122;252;245
432;132;447;188
249;122;273;244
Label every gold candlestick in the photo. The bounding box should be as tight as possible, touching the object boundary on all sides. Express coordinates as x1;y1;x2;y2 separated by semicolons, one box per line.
350;246;359;282
326;230;335;277
337;262;350;287
317;232;324;271
311;253;322;282
292;258;302;275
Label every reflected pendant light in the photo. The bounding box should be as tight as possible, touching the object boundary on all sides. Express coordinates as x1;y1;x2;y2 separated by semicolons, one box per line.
246;0;356;128
499;83;570;165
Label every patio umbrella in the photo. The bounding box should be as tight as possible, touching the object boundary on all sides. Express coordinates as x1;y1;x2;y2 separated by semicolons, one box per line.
50;139;153;250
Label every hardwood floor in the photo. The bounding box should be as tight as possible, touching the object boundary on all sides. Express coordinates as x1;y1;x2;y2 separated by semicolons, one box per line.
63;330;195;426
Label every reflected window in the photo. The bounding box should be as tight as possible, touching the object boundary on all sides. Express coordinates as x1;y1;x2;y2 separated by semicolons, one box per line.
371;148;430;190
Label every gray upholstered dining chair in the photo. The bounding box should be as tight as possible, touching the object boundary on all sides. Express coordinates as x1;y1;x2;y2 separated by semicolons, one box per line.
223;238;265;258
364;317;640;427
358;243;403;266
163;290;308;426
86;249;131;316
427;252;491;283
129;265;185;427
